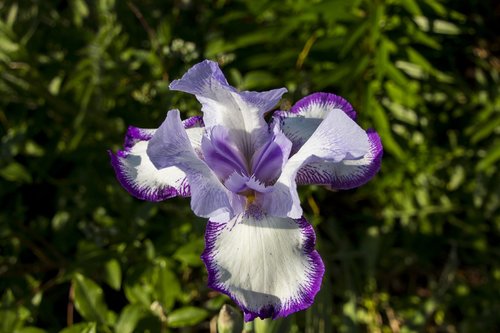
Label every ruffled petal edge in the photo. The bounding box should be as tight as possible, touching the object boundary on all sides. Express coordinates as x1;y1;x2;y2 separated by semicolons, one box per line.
201;215;324;321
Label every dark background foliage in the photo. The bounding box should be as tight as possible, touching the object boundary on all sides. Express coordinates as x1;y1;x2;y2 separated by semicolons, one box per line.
0;0;499;332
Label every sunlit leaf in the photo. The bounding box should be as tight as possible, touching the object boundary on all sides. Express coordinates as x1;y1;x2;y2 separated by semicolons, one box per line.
104;258;122;290
167;306;209;328
58;322;96;333
72;273;112;325
155;259;181;311
114;304;145;333
0;162;32;183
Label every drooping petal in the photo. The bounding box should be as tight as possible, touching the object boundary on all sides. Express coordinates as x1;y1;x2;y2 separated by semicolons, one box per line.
109;117;204;201
109;144;187;201
261;108;370;218
290;92;357;119
201;215;324;321
146;110;234;221
123;126;156;150
277;93;357;154
201;126;249;181
296;129;383;189
277;92;382;189
169;60;287;156
251;124;292;184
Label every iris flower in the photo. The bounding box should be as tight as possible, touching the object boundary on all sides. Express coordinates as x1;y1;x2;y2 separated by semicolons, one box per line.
110;60;382;321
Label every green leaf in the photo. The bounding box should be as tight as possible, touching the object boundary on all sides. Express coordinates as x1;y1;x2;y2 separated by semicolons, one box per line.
6;3;18;28
423;0;447;16
414;16;460;35
15;328;47;333
254;317;292;333
477;143;500;172
167;306;209;328
339;21;369;58
0;308;18;333
58;322;96;333
433;20;460;35
401;0;422;16
157;19;171;46
114;304;144;333
104;259;122;290
123;266;154;307
412;29;442;49
72;273;111;325
371;100;405;160
155;259;181;311
395;60;424;79
173;239;204;267
407;48;434;72
240;71;279;90
386;63;410;87
470;116;500;144
0;162;32;183
70;0;89;27
375;37;390;81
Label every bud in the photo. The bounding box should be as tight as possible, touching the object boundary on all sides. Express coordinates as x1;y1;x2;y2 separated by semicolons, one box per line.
217;304;243;333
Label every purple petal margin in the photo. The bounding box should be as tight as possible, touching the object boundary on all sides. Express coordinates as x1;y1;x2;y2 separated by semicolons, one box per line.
108;150;185;201
109;116;203;201
123;126;155;150
290;92;357;120
331;129;383;189
296;129;383;189
200;216;324;321
182;115;204;129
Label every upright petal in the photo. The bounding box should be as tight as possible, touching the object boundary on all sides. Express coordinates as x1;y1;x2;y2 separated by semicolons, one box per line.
201;126;249;181
109;117;203;201
261;108;370;218
147;110;234;221
169;60;287;155
250;124;292;185
201;215;324;321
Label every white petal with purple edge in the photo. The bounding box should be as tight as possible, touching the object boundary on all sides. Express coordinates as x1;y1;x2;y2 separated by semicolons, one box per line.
146;110;236;222
169;60;287;156
277;92;382;189
109;117;204;201
201;215;324;321
277;92;357;154
290;92;356;119
297;129;383;189
261;108;370;218
109;143;188;201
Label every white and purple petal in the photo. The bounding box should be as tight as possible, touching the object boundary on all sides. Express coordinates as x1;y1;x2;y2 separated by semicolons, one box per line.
169;60;287;156
297;129;383;189
261;108;370;218
109;117;204;201
201;215;324;321
290;92;356;119
277;93;357;154
146;110;237;222
123;126;156;150
109;144;187;201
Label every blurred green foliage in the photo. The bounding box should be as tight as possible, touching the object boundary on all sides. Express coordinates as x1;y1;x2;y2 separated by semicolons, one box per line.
0;0;499;332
